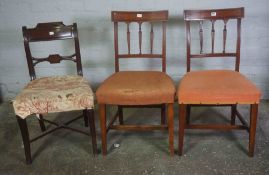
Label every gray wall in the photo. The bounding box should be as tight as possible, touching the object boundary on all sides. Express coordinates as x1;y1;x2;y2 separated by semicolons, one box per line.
0;0;269;101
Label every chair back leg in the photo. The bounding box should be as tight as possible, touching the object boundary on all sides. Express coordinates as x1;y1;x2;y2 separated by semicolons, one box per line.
118;106;124;125
16;116;32;164
83;110;89;127
161;104;166;124
38;114;46;132
186;105;191;125
231;105;237;125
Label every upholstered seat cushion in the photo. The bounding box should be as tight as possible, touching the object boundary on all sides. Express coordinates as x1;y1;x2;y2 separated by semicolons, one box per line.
178;70;261;104
13;75;94;119
96;71;176;105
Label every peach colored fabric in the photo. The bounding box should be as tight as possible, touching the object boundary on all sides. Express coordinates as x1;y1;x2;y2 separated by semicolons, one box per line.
96;71;175;105
178;70;261;104
13;75;94;119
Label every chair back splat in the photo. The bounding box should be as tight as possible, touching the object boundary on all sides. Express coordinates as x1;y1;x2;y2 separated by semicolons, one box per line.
22;22;83;80
184;7;244;72
112;11;168;72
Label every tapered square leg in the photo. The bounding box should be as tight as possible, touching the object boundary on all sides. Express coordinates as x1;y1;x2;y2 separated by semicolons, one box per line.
37;114;46;132
167;103;174;156
88;109;97;155
186;105;191;125
99;104;107;155
178;104;186;156
249;104;258;157
16;116;32;164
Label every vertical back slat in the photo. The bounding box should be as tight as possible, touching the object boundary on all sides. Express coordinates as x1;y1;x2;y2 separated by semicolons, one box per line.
139;22;142;54
235;18;241;72
162;21;166;72
223;20;228;53
211;20;216;53
186;21;191;72
150;23;154;54
199;21;203;54
127;23;130;54
114;22;119;72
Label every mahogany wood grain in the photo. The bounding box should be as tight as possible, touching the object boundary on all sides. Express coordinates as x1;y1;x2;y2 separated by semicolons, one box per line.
184;7;244;21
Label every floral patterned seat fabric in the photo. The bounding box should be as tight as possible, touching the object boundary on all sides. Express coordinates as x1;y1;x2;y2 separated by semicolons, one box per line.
13;75;94;119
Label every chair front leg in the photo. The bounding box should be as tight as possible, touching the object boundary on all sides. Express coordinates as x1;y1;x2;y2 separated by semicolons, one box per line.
99;104;107;155
178;104;186;156
83;110;89;127
167;103;174;156
37;114;46;132
88;109;97;155
249;104;258;157
16;116;32;164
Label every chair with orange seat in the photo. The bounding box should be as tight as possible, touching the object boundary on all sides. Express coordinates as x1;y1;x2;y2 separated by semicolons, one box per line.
177;7;261;157
96;11;175;155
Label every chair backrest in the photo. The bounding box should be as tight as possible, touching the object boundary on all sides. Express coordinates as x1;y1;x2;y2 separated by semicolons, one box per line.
184;7;244;72
111;11;168;72
22;22;82;80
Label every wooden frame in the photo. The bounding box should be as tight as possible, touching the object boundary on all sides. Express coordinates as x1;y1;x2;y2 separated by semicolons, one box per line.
99;11;174;156
17;22;97;164
178;7;259;157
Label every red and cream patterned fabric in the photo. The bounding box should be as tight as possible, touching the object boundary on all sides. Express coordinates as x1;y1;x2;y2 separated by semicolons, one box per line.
13;75;94;119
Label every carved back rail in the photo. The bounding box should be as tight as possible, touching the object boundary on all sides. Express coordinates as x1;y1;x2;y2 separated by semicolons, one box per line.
22;22;82;80
111;11;168;72
184;7;244;72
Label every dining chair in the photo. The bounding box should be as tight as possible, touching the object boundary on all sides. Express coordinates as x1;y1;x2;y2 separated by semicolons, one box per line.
177;7;261;157
13;22;97;164
96;11;175;155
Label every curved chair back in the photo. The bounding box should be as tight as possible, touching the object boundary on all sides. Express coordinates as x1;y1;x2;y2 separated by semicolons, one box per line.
22;22;83;80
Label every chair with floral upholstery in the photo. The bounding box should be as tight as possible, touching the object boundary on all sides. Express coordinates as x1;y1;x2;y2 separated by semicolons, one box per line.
177;7;261;157
13;22;97;164
96;11;175;155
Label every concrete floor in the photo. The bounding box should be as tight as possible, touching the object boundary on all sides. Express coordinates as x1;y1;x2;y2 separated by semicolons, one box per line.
0;101;269;175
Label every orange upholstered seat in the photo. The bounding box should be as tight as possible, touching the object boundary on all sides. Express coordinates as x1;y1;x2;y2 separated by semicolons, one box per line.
97;71;175;105
178;70;261;104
